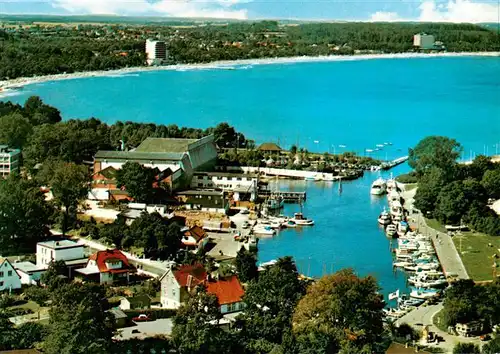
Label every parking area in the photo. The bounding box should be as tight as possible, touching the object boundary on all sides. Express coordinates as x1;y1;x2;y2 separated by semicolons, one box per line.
116;318;173;340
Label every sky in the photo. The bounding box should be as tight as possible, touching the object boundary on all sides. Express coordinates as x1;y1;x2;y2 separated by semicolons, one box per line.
1;0;499;23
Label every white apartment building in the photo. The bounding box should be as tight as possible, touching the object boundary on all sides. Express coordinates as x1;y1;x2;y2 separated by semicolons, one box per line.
145;39;167;65
191;172;258;201
36;240;86;268
413;33;435;50
0;258;22;292
0;145;21;177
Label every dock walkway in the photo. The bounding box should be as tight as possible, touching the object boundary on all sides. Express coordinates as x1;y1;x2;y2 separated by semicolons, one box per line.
381;156;409;170
400;185;469;280
258;190;306;202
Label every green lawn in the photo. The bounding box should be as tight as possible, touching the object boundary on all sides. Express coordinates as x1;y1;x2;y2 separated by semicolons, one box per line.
433;309;448;333
9;300;40;312
452;231;500;281
403;184;418;191
425;218;447;233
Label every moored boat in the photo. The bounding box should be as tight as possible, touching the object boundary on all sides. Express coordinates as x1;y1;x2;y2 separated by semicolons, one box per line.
291;212;314;226
410;287;440;299
370;178;387;195
386;224;397;237
253;225;276;237
378;208;392;225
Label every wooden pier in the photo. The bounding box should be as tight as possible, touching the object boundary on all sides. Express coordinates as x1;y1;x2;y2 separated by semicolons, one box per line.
258;190;306;202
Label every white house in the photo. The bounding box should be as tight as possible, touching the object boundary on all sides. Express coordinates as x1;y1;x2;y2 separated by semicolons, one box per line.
145;39;167;65
76;249;134;285
159;264;245;314
0;258;22;292
13;261;46;285
119;295;151;310
36;240;86;268
191;172;258;201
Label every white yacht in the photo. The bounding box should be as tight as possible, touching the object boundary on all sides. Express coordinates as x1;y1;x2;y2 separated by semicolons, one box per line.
386;173;398;192
378;208;392;225
291;213;314;226
390;200;404;220
370;178;387;195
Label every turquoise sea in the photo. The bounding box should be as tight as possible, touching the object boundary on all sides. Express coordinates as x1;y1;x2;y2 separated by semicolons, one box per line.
3;56;500;297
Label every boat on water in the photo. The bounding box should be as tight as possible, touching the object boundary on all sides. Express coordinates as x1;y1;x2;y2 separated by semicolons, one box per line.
258;219;282;230
404;262;440;272
376;144;385;148
388;190;402;205
282;220;297;228
386;173;398;192
291;212;314;226
386;224;397;237
370;178;387;195
383;307;409;319
265;196;284;210
398;294;425;308
393;260;413;268
253;225;276;237
322;174;336;182
378;208;392;225
410;288;440;299
304;175;316;181
397;221;409;237
390;200;404;220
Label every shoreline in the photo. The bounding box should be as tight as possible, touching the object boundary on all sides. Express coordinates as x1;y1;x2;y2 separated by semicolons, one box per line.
0;51;499;91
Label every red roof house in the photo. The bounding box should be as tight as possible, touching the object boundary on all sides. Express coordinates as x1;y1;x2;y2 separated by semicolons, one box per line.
160;264;246;313
76;249;135;285
181;226;208;249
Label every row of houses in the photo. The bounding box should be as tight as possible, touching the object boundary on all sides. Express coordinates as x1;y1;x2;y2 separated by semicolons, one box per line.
1;236;245;316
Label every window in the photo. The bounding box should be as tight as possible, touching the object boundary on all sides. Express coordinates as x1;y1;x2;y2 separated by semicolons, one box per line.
217;176;222;180
7;271;12;277
0;281;3;287
236;177;242;181
0;271;3;277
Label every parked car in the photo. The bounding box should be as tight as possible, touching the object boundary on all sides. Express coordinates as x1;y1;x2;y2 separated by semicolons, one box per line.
242;221;250;229
480;334;491;341
132;314;152;322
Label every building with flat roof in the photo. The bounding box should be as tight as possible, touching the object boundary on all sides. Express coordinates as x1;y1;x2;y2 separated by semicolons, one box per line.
36;240;88;277
191;171;258;201
13;261;46;285
176;189;228;214
145;39;167;65
0;145;21;177
93;135;217;194
413;33;436;50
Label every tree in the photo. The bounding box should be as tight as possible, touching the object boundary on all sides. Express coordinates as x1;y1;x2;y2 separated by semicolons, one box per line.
482;337;500;354
482;169;500;199
212;122;242;148
234;247;258;283
241;257;307;350
44;283;114;354
0;175;50;255
467;155;494;180
24;96;61;125
434;181;469;225
0;310;16;350
13;322;47;350
409;136;462;177
443;279;482;326
452;342;480;354
292;269;385;353
41;161;89;235
413;167;448;215
172;287;238;354
115;162;156;203
0;112;32;148
41;260;68;292
127;212;182;259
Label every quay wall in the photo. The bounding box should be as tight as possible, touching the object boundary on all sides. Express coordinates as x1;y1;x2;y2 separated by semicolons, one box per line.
222;166;336;180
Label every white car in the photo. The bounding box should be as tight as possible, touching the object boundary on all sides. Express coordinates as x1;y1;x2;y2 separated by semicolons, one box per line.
242;221;250;229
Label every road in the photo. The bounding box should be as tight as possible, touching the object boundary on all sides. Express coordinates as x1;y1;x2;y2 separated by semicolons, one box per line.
400;187;469;280
116;318;173;340
397;303;482;353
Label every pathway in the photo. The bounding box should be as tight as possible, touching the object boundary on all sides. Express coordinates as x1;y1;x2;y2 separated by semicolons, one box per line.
396;303;482;353
399;186;469;280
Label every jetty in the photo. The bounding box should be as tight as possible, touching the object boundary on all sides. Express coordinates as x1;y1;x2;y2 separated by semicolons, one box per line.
258;190;306;202
381;156;409;170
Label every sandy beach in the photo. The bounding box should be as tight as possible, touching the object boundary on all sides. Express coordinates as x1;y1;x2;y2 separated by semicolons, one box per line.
0;51;499;91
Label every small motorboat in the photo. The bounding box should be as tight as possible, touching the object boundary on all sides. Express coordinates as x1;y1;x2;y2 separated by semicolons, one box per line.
386;224;397;238
397;221;409;237
393;261;413;268
378;208;392;225
291;213;314;226
282;220;297;228
253;225;276;237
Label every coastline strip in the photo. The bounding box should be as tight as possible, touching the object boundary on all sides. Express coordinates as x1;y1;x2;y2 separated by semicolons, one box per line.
1;51;499;91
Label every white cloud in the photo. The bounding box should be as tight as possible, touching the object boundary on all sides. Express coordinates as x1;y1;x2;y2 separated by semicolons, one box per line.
370;11;403;22
52;0;249;19
370;0;499;23
419;0;499;23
